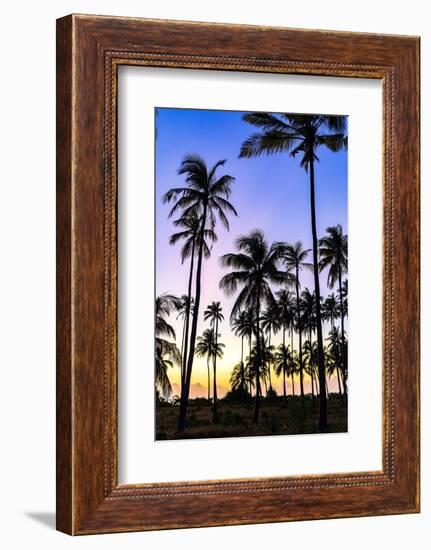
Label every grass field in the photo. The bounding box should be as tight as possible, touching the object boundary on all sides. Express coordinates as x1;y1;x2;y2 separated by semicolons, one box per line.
156;394;347;440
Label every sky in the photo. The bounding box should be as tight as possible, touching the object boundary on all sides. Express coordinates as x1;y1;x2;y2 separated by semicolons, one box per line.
155;107;348;398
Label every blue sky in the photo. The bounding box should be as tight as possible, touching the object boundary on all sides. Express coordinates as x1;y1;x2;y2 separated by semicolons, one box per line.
155;107;347;396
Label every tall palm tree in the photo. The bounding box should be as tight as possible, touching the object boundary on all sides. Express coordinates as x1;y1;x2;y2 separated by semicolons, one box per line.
319;225;348;397
204;301;224;421
261;304;281;391
219;229;293;423
240;113;347;430
282;242;311;401
163;155;236;432
169;212;216;389
195;328;224;403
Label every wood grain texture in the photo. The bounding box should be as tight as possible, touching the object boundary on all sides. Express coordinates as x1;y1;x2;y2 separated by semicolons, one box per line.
56;14;420;535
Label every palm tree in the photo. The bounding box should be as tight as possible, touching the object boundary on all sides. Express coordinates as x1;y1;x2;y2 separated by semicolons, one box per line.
340;279;348;316
261;305;281;391
231;310;249;368
156;340;181;398
163;155;237;432
195;328;224;403
204;301;224;421
175;295;194;389
240;113;347;430
289;351;299;396
246;338;271;397
301;288;317;345
322;293;340;330
282;242;311;401
303;339;319;398
275;289;295;397
230;361;254;393
274;343;290;399
319;225;348;396
155;294;180;342
326;327;344;400
155;294;181;398
219;229;293;423
231;310;254;394
169;212;216;389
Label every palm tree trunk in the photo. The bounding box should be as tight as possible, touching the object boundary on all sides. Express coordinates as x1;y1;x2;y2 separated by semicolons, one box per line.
338;272;348;401
290;327;295;396
314;371;320;396
249;330;252;395
178;206;207;432
207;356;210;403
241;334;244;366
253;292;261;424
336;364;343;398
268;332;273;390
282;327;287;400
179;318;186;393
309;156;327;431
213;318;218;422
295;268;305;400
181;241;195;389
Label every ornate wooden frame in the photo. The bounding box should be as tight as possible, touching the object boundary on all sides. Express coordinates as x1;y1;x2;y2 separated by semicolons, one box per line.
56;14;420;535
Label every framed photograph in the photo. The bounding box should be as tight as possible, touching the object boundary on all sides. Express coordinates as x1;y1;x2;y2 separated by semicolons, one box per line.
56;15;420;534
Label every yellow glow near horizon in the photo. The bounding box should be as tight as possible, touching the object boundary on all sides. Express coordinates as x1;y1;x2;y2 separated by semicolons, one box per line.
166;327;342;399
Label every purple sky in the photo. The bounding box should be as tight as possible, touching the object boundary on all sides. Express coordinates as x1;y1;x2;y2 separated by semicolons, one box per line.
155;107;348;396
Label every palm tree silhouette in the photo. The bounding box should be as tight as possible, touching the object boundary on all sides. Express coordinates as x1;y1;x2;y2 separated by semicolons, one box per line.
231;310;249;368
261;305;281;391
155;294;181;398
175;294;194;390
219;229;292;423
204;301;224;421
169;212;215;390
163;155;236;432
319;225;348;397
246;338;271;397
195;328;225;403
303;339;319;398
275;289;295;397
322;293;340;330
274;343;290;399
326;327;345;399
231;310;254;394
301;288;317;343
240;113;347;430
230;361;254;393
283;242;311;402
290;351;299;396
